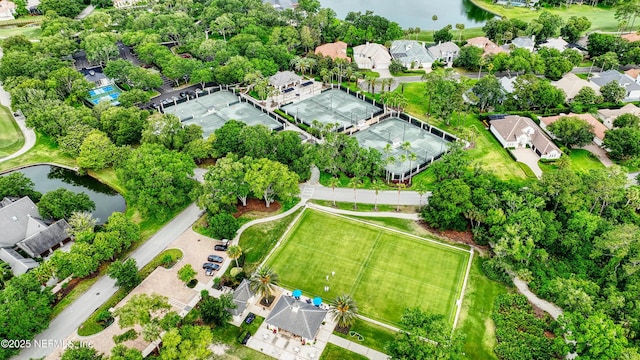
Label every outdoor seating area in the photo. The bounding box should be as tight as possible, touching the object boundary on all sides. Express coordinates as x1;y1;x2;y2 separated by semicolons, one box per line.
162;90;284;138
353;116;452;181
281;88;383;132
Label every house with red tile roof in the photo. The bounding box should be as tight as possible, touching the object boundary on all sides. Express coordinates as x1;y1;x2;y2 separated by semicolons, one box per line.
314;41;350;62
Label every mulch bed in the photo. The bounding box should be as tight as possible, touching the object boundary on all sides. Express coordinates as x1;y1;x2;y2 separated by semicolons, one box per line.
417;220;490;252
233;198;281;218
334;325;350;335
259;296;276;308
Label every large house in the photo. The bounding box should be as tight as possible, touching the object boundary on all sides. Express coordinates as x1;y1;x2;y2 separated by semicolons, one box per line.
390;40;434;70
352;42;391;70
0;197;71;275
465;36;505;57
263;0;298;10
598;103;640;129
314;41;350;63
590;70;640;101
510;36;535;52
539;37;568;52
551;73;600;101
540;113;608;146
427;41;460;64
265;296;328;342
490;115;562;159
0;0;16;20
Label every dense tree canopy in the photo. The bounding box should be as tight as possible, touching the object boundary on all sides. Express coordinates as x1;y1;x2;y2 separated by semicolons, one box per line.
547;116;595;148
38;188;96;220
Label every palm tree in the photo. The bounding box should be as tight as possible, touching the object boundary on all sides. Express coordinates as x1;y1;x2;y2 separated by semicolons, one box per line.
396;182;406;212
385;156;396;182
227;245;242;268
330;294;359;329
348;177;362;209
143;319;162;353
408;152;418;184
455;23;465;43
371;179;383;211
414;180;429;207
328;177;340;207
431;15;438;39
249;266;279;305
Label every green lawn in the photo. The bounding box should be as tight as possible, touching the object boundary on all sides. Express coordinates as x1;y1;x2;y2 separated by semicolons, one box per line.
238;209;303;274
320;343;368;360
266;209;471;326
457;257;508;360
0;25;41;39
0;133;75;172
0;105;24;158
539;149;605;174
333;318;396;354
470;0;619;32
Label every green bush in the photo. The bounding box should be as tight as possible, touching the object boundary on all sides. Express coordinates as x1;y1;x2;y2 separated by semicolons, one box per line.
161;254;175;268
207;212;240;239
480;258;513;286
187;279;198;288
113;329;137;344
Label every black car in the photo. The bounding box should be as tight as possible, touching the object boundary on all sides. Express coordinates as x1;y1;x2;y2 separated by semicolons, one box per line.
214;244;228;251
240;332;251;345
202;262;220;270
245;312;256;325
207;255;224;263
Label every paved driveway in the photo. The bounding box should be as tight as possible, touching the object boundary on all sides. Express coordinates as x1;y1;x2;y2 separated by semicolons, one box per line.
511;148;543;178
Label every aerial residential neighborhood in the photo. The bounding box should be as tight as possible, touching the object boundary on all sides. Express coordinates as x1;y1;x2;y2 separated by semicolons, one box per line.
0;0;639;360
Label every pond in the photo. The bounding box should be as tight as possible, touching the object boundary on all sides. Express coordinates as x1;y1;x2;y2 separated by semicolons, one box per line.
319;0;495;29
4;165;126;224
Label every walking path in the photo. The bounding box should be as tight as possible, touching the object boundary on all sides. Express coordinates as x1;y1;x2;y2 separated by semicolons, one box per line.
307;202;420;220
328;335;389;360
512;277;563;320
0;48;36;164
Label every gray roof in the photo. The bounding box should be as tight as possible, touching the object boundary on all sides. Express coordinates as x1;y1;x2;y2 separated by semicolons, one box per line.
0;248;38;275
263;0;297;9
511;36;535;49
229;279;254;316
17;219;70;258
390;40;434;66
0;197;44;248
266;296;327;340
590;70;640;92
428;41;460;59
491;115;561;156
269;71;302;88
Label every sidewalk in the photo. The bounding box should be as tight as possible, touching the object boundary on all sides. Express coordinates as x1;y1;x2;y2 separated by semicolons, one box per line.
328;335;389;360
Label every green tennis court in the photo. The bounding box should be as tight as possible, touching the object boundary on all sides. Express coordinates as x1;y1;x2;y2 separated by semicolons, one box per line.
266;209;470;326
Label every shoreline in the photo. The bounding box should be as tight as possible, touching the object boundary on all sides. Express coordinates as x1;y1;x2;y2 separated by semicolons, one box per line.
469;0;503;18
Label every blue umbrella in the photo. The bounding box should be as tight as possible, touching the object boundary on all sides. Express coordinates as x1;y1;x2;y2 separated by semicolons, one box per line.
292;289;302;299
313;297;322;307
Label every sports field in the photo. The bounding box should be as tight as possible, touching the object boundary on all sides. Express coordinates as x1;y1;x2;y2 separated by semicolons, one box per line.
266;209;471;326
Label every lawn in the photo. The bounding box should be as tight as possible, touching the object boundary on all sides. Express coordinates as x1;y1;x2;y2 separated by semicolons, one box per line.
333;318;396;354
456;257;508;360
319;343;368;360
0;105;24;158
266;209;471;326
0;25;42;39
539;149;605;174
470;0;619;32
0;133;75;172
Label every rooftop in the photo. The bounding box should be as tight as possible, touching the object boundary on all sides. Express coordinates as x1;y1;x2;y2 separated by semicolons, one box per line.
465;36;505;56
540;37;568;51
491;115;561;156
0;197;44;248
511;36;535;50
551;73;600;100
229;279;254;316
0;248;38;275
269;71;302;88
352;42;391;68
390;40;434;66
17;219;71;258
428;41;460;59
591;70;640;93
315;41;350;62
265;296;327;340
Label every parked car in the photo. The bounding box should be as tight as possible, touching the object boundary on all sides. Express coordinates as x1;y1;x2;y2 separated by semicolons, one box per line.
202;262;220;270
245;312;256;324
240;332;251;345
207;255;224;263
205;268;216;276
214;244;228;251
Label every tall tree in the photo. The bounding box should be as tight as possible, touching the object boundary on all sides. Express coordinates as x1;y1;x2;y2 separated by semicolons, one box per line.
108;259;141;291
38;188;95;220
547;116;595;148
244;158;299;207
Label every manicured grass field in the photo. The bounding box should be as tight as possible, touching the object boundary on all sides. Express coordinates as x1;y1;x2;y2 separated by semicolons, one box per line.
266;209;471;326
0;105;24;158
320;343;368;360
539;149;605;174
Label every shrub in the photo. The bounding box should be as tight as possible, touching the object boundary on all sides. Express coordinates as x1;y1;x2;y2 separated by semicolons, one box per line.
187;279;198;288
161;254;175;268
207;212;240;239
113;329;137;344
481;258;513;286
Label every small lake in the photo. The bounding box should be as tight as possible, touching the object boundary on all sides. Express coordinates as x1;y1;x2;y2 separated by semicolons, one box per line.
319;0;495;29
5;165;126;224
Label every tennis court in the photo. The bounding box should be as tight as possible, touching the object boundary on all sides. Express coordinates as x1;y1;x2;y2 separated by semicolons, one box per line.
281;89;382;131
87;84;123;106
163;91;283;138
354;117;449;179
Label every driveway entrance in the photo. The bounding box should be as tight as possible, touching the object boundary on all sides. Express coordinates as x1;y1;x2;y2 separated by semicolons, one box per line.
511;148;543;178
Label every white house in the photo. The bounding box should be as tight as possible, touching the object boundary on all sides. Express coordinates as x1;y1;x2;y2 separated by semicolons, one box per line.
390;40;434;70
590;70;640;102
598;103;640;129
490;115;561;159
540;37;568;52
352;42;391;70
427;41;460;64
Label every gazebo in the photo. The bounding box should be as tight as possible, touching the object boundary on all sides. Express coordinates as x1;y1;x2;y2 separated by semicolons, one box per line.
268;71;302;92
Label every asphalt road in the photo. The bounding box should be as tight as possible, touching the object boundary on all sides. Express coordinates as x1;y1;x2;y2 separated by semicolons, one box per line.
16;204;204;360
